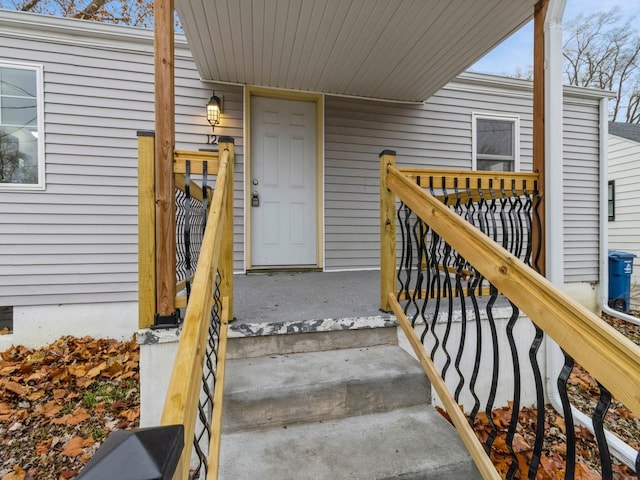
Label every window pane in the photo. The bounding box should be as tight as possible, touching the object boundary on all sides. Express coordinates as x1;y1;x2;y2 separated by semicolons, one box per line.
0;126;39;184
0;66;39;186
0;67;37;97
477;119;513;157
608;181;615;220
477;159;512;172
1;97;37;126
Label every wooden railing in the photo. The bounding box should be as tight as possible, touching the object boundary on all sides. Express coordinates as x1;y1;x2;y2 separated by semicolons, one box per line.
380;150;640;479
137;135;234;329
160;142;234;479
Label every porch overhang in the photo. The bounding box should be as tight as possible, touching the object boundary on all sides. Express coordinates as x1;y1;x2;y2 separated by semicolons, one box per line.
175;0;537;102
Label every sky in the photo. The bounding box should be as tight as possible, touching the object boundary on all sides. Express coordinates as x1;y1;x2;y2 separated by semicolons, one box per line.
470;0;640;76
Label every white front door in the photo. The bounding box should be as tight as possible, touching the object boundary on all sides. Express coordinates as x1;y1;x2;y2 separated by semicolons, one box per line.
250;96;317;267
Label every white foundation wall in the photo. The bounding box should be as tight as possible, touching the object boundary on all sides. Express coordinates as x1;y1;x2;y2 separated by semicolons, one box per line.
0;301;138;351
138;329;180;427
563;282;600;314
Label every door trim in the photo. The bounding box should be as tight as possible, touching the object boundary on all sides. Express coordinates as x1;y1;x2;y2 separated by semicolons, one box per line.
244;86;324;270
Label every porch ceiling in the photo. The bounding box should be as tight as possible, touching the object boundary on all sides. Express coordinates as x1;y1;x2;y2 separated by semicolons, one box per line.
175;0;537;103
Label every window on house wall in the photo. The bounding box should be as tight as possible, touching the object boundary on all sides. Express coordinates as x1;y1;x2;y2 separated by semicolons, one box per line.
0;63;44;190
608;180;615;221
473;114;519;172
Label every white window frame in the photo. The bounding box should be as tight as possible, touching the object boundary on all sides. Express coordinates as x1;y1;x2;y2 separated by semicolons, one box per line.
0;61;45;191
472;113;520;172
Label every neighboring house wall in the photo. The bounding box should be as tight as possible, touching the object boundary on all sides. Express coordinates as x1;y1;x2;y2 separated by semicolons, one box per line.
608;133;640;285
0;11;606;346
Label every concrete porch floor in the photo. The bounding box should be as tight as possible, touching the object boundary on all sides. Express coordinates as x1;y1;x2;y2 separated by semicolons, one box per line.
232;270;387;326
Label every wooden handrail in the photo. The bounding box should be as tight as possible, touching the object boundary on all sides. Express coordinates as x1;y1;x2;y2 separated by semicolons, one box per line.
161;149;231;479
386;164;640;417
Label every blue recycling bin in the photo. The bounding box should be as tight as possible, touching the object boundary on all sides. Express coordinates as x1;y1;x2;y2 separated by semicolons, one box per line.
608;250;636;312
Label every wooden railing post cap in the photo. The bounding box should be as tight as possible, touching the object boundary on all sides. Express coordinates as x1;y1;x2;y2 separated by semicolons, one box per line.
137;130;155;137
218;136;235;144
379;149;396;158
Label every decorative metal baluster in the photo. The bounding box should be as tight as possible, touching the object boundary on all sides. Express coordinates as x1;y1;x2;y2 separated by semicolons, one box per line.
499;180;509;251
202;161;208;231
452;179;468;402
522;181;533;267
425;177;443;359
438;179;455;383
419;215;433;333
557;352;576;480
175;189;187;284
398;201;413;312
593;383;613;480
184;160;192;300
487;180;498;244
410;177;426;326
511;181;525;259
532;180;543;274
504;301;522;480
483;284;501;454
526;326;545;479
466;178;484;424
477;180;489;238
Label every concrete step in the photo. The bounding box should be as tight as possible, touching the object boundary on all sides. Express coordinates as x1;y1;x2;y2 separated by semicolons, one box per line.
219;404;480;480
222;344;431;433
227;321;398;359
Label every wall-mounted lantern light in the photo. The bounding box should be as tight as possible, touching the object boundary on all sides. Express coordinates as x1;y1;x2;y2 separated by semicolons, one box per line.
206;92;223;144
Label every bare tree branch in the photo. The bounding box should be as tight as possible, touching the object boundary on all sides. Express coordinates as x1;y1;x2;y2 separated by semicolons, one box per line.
20;0;43;11
73;0;111;21
563;7;640;123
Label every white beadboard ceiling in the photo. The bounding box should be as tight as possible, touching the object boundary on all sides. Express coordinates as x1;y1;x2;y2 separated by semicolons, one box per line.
175;0;536;102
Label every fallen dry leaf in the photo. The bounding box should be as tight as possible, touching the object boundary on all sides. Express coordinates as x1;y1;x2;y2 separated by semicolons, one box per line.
35;439;52;456
61;436;85;457
4;381;29;397
1;465;25;480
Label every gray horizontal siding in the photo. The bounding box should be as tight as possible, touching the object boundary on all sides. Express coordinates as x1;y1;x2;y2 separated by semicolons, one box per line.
324;84;535;271
563;101;600;283
0;19;245;308
325;84;602;285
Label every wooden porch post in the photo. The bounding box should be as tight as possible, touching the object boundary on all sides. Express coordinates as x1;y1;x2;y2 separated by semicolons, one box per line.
137;131;156;328
218;137;235;320
380;150;397;312
533;0;549;276
154;0;177;323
